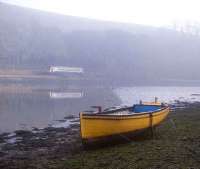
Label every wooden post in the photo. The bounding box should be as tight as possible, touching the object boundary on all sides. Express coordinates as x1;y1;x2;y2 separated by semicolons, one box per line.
155;97;158;103
91;106;102;113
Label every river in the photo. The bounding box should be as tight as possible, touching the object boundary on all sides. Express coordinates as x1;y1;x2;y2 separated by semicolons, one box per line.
1;83;200;133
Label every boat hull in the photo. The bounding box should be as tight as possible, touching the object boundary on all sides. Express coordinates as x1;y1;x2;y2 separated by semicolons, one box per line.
80;107;169;139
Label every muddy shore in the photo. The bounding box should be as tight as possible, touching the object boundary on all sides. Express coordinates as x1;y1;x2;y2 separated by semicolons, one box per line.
0;102;200;169
0;118;82;169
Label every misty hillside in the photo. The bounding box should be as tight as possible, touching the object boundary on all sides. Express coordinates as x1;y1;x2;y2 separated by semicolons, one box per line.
1;2;200;85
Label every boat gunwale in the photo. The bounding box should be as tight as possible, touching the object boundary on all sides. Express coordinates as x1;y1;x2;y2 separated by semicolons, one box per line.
81;106;169;119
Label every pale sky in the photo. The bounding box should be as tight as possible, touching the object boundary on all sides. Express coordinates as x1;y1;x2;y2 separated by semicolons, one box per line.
1;0;200;27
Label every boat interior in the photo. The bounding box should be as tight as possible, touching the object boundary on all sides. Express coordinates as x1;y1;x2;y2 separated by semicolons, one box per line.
86;104;163;116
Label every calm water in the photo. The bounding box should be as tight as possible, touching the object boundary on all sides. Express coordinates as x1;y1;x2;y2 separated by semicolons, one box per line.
0;83;119;133
115;86;200;105
1;84;200;133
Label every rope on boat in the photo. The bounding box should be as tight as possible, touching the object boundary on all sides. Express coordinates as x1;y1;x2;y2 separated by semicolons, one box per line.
169;118;177;129
118;134;133;142
149;112;154;137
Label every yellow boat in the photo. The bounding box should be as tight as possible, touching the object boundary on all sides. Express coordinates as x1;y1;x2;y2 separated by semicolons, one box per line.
80;101;170;140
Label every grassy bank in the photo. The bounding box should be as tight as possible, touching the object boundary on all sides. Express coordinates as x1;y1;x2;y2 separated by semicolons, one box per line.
62;104;200;169
0;103;200;169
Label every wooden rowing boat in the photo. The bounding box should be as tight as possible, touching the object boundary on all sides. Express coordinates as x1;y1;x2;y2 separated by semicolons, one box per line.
80;101;170;140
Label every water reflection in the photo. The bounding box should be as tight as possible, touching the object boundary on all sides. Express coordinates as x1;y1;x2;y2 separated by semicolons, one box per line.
0;83;120;133
2;83;200;133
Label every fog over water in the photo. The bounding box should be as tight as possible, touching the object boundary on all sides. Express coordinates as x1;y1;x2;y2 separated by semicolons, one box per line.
1;83;200;133
1;2;200;133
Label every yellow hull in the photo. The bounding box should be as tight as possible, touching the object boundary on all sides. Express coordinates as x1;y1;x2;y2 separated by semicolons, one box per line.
80;107;169;139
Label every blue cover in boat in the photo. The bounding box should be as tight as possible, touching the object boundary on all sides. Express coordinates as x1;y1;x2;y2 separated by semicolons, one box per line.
133;105;161;113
